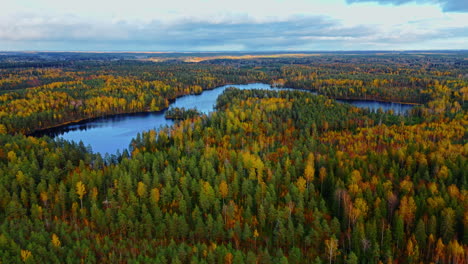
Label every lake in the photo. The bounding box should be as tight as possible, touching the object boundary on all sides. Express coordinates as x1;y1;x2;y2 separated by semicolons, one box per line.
33;83;414;155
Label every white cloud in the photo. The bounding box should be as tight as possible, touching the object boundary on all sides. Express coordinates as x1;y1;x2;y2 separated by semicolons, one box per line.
0;0;467;50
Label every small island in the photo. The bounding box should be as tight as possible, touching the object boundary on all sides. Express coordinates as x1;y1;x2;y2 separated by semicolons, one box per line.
164;107;202;120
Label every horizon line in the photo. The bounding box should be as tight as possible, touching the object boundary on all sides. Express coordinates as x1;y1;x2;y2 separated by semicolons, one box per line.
1;49;468;54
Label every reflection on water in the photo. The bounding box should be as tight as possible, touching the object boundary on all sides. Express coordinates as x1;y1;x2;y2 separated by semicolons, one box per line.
336;99;414;115
33;83;414;155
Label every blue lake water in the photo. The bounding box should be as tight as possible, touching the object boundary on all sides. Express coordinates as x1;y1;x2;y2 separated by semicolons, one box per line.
33;83;414;155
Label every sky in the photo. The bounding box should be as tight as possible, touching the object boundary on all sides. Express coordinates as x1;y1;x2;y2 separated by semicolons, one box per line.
0;0;467;51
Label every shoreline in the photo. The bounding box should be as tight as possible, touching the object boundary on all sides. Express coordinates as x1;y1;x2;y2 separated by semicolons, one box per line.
28;82;421;137
27;81;263;136
27;109;168;137
334;97;422;106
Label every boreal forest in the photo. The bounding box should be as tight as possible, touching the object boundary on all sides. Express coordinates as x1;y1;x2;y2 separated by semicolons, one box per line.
0;52;467;263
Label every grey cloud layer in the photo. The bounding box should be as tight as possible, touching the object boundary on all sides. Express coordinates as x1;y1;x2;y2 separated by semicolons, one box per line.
0;16;375;50
347;0;468;12
139;18;375;49
0;15;466;51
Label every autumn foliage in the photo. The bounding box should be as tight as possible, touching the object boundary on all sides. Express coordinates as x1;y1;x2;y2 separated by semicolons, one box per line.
0;53;466;263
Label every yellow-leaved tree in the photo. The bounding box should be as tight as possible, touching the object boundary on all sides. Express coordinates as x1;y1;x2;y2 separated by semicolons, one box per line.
219;180;229;201
304;153;315;187
325;236;339;264
137;181;147;199
150;188;160;205
21;249;32;262
76;181;86;209
0;124;6;134
51;234;61;248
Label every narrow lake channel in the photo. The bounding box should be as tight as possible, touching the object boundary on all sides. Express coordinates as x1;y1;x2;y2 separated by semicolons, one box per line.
32;83;414;155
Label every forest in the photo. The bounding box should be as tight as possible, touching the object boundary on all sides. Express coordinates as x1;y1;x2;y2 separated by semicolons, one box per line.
0;52;467;263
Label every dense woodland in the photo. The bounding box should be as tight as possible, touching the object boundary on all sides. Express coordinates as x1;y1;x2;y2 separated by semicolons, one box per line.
165;107;202;120
1;53;467;135
0;52;467;263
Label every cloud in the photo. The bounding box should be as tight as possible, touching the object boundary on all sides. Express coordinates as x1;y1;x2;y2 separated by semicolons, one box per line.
0;14;466;51
0;15;377;51
346;0;468;12
148;18;376;50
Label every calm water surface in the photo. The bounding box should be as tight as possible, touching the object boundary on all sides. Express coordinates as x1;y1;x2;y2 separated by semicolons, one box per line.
34;83;414;155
